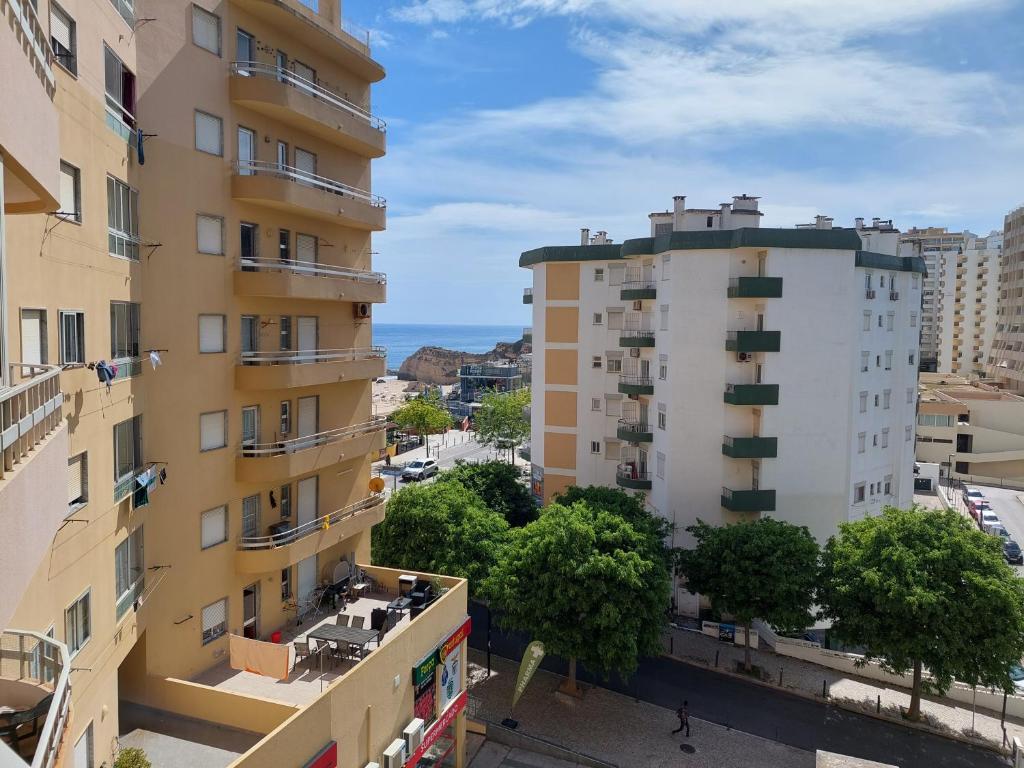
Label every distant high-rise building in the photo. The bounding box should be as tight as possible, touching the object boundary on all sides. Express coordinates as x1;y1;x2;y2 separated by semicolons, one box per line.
988;205;1024;390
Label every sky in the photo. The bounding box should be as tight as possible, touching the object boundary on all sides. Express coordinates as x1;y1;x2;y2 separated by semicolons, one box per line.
340;0;1024;326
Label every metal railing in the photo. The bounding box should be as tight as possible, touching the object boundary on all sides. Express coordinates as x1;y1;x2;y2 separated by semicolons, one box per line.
621;329;655;341
113;461;162;503
617;418;650;434
1;364;63;481
234;160;385;208
240;347;386;365
622;279;656;291
5;0;55;92
618;374;653;387
240;417;387;457
239;256;386;283
0;630;71;768
616;463;651;483
340;17;371;51
238;494;383;550
230;62;385;131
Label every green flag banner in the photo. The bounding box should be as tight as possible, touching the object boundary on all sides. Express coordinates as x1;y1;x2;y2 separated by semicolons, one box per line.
511;641;545;712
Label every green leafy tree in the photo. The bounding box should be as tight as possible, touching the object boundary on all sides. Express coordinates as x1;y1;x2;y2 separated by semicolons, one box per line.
114;748;152;768
391;390;452;458
439;460;538;527
371;481;509;595
677;518;819;673
820;506;1024;720
484;501;671;694
473;388;531;464
555;485;673;551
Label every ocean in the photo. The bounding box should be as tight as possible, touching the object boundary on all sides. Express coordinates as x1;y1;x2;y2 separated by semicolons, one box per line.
374;323;524;371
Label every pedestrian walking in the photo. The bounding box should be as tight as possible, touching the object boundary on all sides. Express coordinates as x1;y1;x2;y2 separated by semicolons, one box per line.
384;453;391;468
671;700;690;737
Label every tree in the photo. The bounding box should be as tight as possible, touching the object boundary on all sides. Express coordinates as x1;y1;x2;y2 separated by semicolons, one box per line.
439;460;538;527
484;501;671;694
677;518;819;673
473;388;530;464
391;391;451;458
820;506;1024;720
114;748;152;768
555;485;673;550
371;481;509;596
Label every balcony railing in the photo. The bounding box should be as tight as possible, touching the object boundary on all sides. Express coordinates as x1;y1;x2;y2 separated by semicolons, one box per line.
239;494;383;550
1;364;63;482
233;160;385;208
617;418;652;442
0;630;71;768
239;256;386;284
618;375;654;395
620;280;657;301
6;0;55;93
620;329;656;347
728;277;783;299
240;347;386;366
722;435;778;459
615;463;652;490
721;487;776;512
725;330;781;353
522;287;533;304
723;383;779;406
230;61;385;131
241;417;387;457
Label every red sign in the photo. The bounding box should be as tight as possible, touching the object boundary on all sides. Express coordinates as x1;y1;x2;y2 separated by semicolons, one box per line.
303;742;337;768
439;617;471;662
404;690;467;768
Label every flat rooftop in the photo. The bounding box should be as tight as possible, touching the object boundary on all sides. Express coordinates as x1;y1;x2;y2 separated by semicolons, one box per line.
119;702;261;768
919;373;1024;404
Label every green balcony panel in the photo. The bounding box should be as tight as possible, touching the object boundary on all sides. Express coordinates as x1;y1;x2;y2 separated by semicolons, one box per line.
723;384;779;406
725;330;781;353
722;436;778;458
619;377;655;396
617;422;653;443
616;466;652;490
620;330;656;348
620;283;657;301
721;488;776;512
727;277;783;298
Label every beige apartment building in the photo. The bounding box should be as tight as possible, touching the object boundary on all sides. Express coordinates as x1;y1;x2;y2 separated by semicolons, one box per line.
0;2;469;768
988;205;1024;390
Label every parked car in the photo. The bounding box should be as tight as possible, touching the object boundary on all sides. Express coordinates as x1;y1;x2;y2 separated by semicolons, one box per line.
989;524;1011;540
963;486;986;505
968;499;992;521
1005;540;1024;566
1011;665;1024;692
402;459;438;481
980;510;1001;533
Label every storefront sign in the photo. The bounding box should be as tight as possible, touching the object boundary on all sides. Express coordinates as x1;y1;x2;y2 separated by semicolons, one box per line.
413;647;438;686
439;642;462;713
414;674;437;726
302;741;337;768
404;690;467;768
511;640;545;711
439;617;471;662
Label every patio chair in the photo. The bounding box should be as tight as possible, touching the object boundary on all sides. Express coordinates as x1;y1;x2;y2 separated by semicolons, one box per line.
351;616;365;629
335;614;350;627
294;640;312;670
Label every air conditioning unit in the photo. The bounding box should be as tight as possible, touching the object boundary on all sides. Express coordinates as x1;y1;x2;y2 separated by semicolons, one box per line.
736;352;752;362
403;718;425;752
629;347;641;358
632;300;643;311
354;302;371;319
382;739;407;768
365;763;381;768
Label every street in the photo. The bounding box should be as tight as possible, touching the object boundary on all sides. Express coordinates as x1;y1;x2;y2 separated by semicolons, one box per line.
941;481;1024;572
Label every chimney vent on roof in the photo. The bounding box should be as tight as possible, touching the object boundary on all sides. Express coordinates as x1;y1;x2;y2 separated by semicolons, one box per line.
581;228;590;246
855;217;865;230
672;196;686;230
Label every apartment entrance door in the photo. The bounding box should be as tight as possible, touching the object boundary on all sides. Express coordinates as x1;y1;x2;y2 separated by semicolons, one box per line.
297;316;317;362
297;476;318;529
20;309;46;365
297;556;316;611
638;358;650;380
294;147;316;185
241;406;259;455
242;582;260;639
237;127;255;174
296;396;318;449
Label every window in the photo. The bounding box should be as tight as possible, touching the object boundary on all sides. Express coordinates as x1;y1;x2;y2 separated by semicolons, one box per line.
592;356;602;369
593;313;603;325
200;411;227;451
110;301;140;360
706;215;714;228
884;350;893;370
860;351;869;372
191;4;221;55
905;425;913;441
103;45;135;128
864;274;872;291
859;391;867;413
912;274;919;288
910;312;917;328
58;162;81;222
872;434;878;447
607;310;624;331
853;483;865;504
657;411;666;430
862;311;871;331
660;306;669;331
607;357;622;373
605;396;621;417
106;176;139;259
242;494;260;537
876;354;881;368
64;590;91;655
195;111;223;155
114;526;144;619
909;353;916;365
884;476;892;495
279;316;292;350
198;314;225;353
858;433;866;453
591;398;601;411
201;505;227;549
279;484;291;519
870;483;875;495
661;255;671;279
883;390;891;409
918;413;954;427
608;265;624;286
874;394;879;407
68;452;88;510
886;313;894;331
590;441;601;454
280;400;291;434
656;452;666;479
73;722;93;768
201;598;227;644
881;428;889;448
281;567;292;600
19;309;47;365
59;310;85;364
197;214;224;255
279;229;291;261
659;360;667;380
594;268;604;282
878;314;883;328
907;388;914;404
296;233;317;263
113;415;142;483
50;4;77;74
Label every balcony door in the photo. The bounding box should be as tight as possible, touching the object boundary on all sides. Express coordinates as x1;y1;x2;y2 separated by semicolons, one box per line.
236;29;254;65
296;234;317;266
297;476;317;529
296;395;319;449
241;405;259;454
294;147;316;184
638;358;650;380
297;316;317;362
297;556;316;609
242;582;259;639
237;126;255;174
240;314;259;363
20;309;46;365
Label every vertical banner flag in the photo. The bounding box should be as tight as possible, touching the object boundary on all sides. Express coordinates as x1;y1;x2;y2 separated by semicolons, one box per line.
511;641;545;712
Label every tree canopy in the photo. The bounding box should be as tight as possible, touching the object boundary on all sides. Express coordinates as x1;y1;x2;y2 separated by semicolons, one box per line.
371;481;509;595
819;506;1024;719
439;460;538;527
484;500;672;689
391;392;452;457
473;388;531;462
677;517;819;671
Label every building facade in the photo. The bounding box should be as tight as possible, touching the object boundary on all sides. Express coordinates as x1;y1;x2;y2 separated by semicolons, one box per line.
987;205;1024;390
0;2;468;767
522;195;922;574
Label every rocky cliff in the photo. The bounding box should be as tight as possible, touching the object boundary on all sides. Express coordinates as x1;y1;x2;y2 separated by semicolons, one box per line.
397;340;527;384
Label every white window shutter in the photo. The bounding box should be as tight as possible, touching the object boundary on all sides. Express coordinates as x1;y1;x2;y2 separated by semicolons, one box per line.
296;234;316;263
51;8;72;51
197;215;223;254
67;454;83;504
195;112;222;155
202;599;226;632
59;166;76;215
192;7;220;54
201;506;226;548
198;315;224;353
200;412;225;450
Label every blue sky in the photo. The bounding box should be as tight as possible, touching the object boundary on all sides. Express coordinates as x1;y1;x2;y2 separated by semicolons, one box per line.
341;0;1024;326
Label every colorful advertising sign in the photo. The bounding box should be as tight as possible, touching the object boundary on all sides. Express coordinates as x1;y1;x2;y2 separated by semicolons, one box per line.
414;674;437;726
439;642;462;713
511;641;545;712
439;617;471;662
404;690;468;768
412;647;438;686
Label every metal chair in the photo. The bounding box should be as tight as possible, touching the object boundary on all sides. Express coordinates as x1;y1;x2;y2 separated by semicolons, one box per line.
293;640;312;670
336;614;350;627
350;616;365;629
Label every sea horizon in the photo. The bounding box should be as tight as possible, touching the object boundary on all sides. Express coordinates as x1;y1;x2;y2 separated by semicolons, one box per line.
374;322;524;371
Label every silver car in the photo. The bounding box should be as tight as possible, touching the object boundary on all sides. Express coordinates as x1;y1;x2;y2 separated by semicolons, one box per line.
402;459;438;481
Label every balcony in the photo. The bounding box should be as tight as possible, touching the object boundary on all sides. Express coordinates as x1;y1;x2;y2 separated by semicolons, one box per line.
724;383;779;406
523;287;533;304
726;330;781;353
616;463;652;490
235;348;386;390
231;160;385;230
620;329;656;348
618;375;654;395
721;487;776;512
727;277;783;299
522;327;532;344
236;494;384;574
230;62;385;158
620;280;657;301
236;417;386;483
0;365;63;483
722;436;778;459
617;418;652;443
0;630;71;768
235;258;386;303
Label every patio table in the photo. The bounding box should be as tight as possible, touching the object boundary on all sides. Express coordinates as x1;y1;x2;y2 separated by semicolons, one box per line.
308;624;379;661
387;596;412;619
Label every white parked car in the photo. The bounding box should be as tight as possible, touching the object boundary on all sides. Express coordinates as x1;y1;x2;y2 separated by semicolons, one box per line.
980;511;1002;534
963;486;986;505
1011;665;1024;693
402;459;438;481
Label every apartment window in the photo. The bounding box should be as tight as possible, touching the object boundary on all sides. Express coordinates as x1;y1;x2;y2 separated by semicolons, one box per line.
706;215;714;228
591;398;601;412
905;425;912;442
864;273;872;291
870;483;875;495
909;352;916;366
859;391;867;413
59;310;85;364
884;475;892;495
660;306;669;331
198;314;226;353
883;389;891;410
200;410;227;451
106;176;139;259
587;441;600;455
918;413;954;427
201;598;227;644
114;526;144;620
50;4;77;74
872;434;878;447
73;723;93;768
607;310;624;331
656;451;666;479
594;268;604;282
874;394;879;407
858;433;866;454
68;452;88;511
195;110;223;156
58;162;81;222
907;388;914;404
659;361;667;380
110;301;140;361
884;350;893;370
910;312;917;328
876;354;881;368
191;4;221;55
881;428;889;448
279;316;292;351
280;400;291;434
592;356;602;369
197;214;224;255
593;313;603;325
860;351;869;372
661;254;671;279
112;415;142;484
279;229;291;261
279;484;291;519
242;494;260;537
201;505;227;549
657;411;666;430
607;357;622;373
103;45;135;128
877;314;883;328
64;590;91;656
886;313;894;331
296;233;317;263
281;567;292;600
853;483;866;504
862;311;871;331
605;396;622;418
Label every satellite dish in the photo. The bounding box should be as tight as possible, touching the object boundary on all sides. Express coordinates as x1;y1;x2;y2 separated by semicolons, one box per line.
369;477;385;493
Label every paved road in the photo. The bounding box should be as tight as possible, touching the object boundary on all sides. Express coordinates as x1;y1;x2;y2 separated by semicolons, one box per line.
944;481;1024;573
